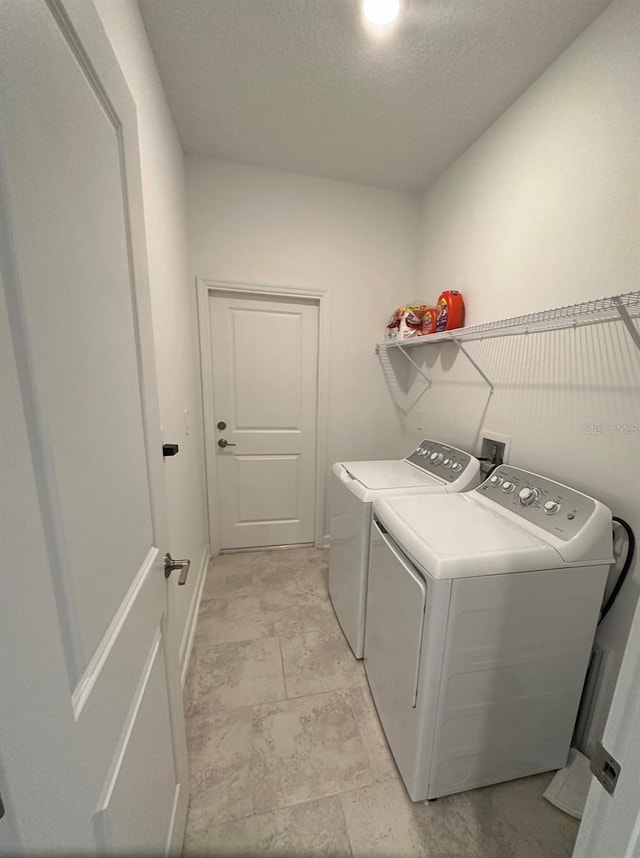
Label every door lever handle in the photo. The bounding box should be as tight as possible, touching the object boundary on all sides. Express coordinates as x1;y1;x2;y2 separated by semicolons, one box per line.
164;553;191;585
218;438;236;448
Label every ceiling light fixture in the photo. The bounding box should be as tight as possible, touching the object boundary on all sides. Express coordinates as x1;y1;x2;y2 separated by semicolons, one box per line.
360;0;401;27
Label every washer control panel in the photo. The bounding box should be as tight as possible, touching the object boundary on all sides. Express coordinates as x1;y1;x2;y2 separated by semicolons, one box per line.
477;465;596;541
406;440;473;483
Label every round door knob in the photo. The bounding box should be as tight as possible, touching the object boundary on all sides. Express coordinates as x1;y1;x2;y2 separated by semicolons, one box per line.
218;438;237;448
217;421;227;430
518;487;539;506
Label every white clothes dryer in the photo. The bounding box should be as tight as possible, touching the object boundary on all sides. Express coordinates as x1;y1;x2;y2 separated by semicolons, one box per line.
329;440;480;658
365;465;614;801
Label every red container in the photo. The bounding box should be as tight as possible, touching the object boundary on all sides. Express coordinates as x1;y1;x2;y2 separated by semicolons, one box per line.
435;290;465;332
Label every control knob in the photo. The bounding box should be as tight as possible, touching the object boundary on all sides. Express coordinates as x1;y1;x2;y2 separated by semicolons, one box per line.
452;463;462;472
502;481;515;492
430;452;443;464
443;458;452;468
490;475;502;486
544;500;561;515
518;487;539;506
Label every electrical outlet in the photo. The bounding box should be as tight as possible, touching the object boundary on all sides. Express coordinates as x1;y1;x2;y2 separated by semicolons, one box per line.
479;431;511;478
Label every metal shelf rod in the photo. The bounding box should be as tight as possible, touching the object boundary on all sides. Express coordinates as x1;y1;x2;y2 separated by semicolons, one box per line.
454;340;494;392
396;345;432;388
613;296;640;352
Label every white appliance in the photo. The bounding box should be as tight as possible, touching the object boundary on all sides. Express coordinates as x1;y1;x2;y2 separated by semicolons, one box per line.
365;465;613;801
329;440;480;658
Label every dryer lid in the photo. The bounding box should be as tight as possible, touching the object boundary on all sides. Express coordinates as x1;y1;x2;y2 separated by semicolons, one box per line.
342;460;443;490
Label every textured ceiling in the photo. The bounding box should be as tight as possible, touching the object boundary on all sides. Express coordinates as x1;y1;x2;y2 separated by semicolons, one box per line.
139;0;612;192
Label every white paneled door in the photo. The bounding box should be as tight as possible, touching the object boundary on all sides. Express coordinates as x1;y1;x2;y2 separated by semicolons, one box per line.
208;291;319;549
0;1;188;854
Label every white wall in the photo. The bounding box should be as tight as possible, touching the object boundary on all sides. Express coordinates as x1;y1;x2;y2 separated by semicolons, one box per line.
94;0;209;674
186;158;421;537
405;0;640;750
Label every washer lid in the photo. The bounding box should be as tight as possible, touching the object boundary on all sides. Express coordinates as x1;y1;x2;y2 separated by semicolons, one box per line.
373;493;562;579
342;460;443;490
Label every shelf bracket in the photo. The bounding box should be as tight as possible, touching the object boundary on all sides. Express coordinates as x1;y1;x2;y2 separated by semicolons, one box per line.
453;340;494;392
396;345;432;388
376;343;431;414
613;296;640;353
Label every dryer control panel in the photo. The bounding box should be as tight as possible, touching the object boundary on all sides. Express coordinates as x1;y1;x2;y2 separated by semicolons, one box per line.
476;465;597;541
406;439;474;484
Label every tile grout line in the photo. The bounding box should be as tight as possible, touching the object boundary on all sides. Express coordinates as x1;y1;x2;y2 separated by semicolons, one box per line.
344;688;377;787
193;622;340;651
186;679;369;722
188;769;401;835
278;636;289;699
200;588;330;606
336;788;356;858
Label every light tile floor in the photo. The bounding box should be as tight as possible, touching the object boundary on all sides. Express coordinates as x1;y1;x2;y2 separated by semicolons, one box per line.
183;547;580;857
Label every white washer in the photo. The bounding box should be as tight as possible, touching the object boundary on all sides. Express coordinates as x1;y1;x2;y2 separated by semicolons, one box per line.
329;440;480;658
366;464;614;801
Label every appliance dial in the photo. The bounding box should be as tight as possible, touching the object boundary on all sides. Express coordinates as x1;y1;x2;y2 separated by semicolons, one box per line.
502;481;515;492
490;475;502;486
443;458;452;468
518;487;539;506
544;500;561;515
430;452;443;464
452;463;462;472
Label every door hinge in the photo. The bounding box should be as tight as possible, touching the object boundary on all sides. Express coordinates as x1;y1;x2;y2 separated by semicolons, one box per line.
0;791;5;819
590;741;621;796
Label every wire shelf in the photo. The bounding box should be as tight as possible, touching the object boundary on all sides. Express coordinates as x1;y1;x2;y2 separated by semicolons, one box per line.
376;290;640;350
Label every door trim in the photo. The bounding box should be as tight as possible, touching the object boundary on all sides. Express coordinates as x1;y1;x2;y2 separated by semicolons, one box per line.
196;277;330;555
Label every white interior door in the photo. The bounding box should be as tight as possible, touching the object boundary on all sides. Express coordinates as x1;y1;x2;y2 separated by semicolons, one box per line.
573;595;640;858
0;1;188;852
207;290;319;549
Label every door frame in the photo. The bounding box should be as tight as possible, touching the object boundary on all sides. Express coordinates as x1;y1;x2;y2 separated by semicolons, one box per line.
196;277;330;555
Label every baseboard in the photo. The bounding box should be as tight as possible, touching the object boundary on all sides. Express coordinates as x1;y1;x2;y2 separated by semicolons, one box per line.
179;544;210;688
